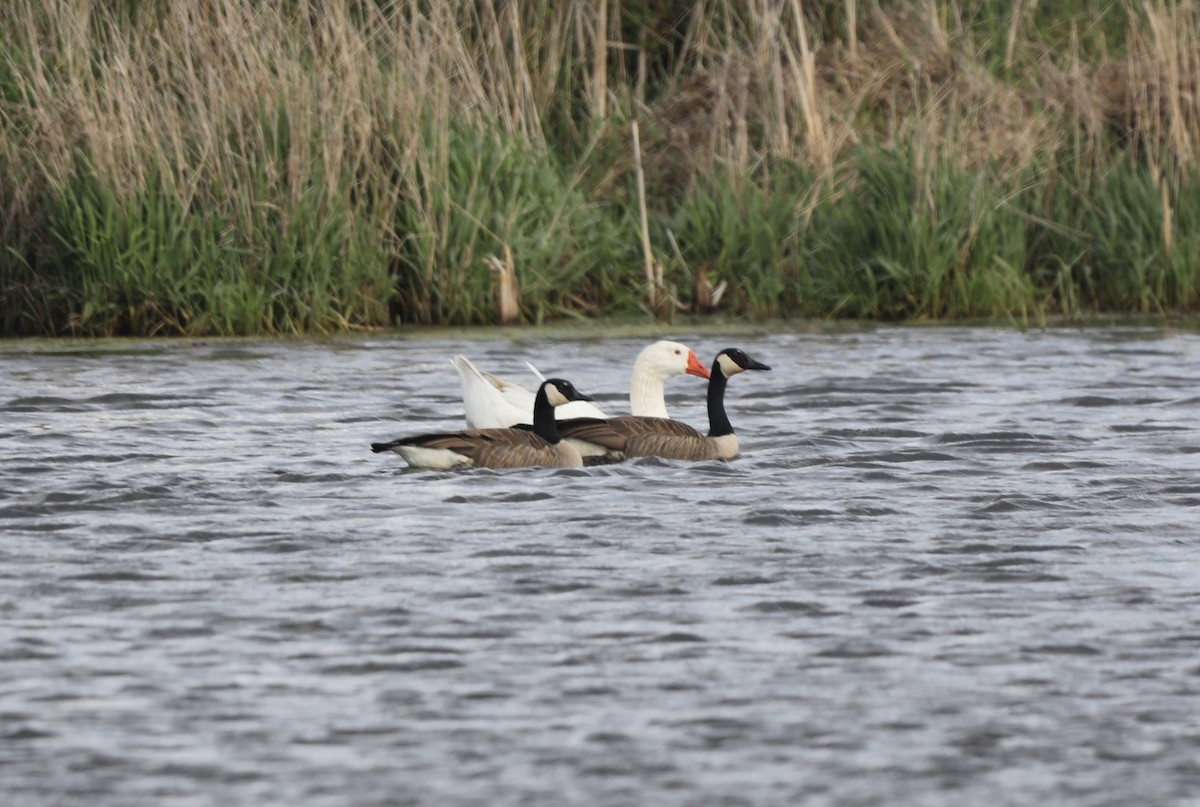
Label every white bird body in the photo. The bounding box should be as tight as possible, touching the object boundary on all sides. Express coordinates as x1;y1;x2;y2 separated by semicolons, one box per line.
454;356;607;429
453;340;709;430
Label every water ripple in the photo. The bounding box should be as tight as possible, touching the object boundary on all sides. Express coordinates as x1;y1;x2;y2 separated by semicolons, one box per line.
2;325;1200;807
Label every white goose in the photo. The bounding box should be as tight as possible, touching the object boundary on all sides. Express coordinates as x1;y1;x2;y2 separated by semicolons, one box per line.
453;340;711;430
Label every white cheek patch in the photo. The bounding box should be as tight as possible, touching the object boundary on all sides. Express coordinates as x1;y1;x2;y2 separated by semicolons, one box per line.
546;384;570;406
717;353;742;376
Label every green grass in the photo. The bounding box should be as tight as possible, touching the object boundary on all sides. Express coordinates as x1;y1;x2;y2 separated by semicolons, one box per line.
1;0;1199;336
1027;153;1200;315
389;122;640;326
23;156;390;336
805;145;1036;321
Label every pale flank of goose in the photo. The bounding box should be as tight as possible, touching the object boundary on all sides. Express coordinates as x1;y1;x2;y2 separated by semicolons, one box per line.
453;340;710;430
556;348;771;462
371;379;594;470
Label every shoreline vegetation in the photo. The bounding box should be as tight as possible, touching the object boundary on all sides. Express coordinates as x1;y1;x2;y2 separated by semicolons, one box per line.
2;1;1199;337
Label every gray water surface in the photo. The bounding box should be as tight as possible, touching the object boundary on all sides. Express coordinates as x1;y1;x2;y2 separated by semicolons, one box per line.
2;325;1199;806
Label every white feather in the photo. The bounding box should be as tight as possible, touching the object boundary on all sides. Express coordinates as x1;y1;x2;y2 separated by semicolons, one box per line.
453;340;706;430
524;361;546;382
389;445;473;470
454;355;608;428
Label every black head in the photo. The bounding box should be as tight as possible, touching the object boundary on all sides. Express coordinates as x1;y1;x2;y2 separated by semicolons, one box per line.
542;378;594;406
714;348;771;377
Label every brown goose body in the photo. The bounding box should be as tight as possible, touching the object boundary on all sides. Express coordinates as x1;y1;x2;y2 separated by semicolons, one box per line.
557;348;769;462
372;379;591;470
372;427;584;469
556;416;724;461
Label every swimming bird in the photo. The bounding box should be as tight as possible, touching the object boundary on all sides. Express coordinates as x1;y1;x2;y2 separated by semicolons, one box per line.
453;356;606;428
554;348;771;461
453;340;710;430
371;378;594;470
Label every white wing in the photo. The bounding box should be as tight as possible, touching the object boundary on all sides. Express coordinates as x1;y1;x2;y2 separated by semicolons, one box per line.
453;355;608;428
453;355;534;428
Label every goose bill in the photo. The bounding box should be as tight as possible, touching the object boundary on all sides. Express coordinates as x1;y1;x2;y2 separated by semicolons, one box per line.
686;351;712;379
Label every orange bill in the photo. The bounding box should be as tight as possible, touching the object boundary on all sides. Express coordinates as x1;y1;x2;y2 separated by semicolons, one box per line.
686;350;712;379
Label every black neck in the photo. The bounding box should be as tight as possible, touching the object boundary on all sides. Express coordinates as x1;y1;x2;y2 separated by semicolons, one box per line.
532;385;562;443
707;362;733;437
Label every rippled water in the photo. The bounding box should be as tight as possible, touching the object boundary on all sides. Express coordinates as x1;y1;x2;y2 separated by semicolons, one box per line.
3;324;1200;806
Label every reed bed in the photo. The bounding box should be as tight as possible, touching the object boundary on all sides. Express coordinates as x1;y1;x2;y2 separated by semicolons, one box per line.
1;0;1198;336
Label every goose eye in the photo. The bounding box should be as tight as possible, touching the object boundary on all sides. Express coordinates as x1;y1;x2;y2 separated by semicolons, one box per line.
674;349;681;355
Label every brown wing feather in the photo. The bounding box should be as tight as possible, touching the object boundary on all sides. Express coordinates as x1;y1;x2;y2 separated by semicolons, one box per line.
557;416;705;451
472;437;580;468
404;428;546;453
626;432;720;461
605;416;705;439
401;427;583;468
555;419;628;451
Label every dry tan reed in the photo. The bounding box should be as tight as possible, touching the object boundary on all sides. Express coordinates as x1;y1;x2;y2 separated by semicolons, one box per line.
8;0;1199;212
3;0;1200;333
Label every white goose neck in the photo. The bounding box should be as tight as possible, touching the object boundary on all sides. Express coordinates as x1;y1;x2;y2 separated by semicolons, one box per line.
629;365;669;418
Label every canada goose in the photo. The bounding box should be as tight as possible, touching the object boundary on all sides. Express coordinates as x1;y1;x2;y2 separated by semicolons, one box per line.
453;340;710;430
556;348;771;461
371;378;594;470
